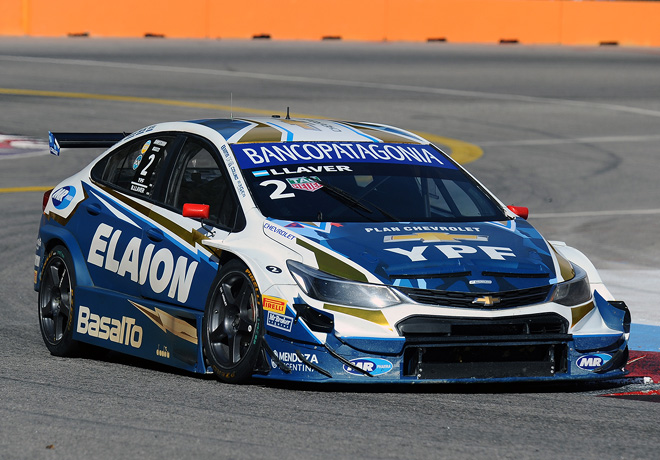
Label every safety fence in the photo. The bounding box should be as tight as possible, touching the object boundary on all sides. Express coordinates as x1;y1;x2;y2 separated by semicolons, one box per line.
1;0;659;46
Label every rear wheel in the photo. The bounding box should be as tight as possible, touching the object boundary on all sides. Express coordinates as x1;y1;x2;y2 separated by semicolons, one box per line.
203;260;263;383
38;245;79;356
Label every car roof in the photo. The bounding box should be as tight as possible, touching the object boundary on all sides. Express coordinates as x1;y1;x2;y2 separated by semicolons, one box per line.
188;117;428;145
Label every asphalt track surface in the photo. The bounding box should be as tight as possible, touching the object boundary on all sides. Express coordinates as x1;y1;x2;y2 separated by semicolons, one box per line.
1;38;660;459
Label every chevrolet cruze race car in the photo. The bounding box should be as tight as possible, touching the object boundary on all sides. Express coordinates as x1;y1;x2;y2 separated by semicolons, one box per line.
35;116;631;384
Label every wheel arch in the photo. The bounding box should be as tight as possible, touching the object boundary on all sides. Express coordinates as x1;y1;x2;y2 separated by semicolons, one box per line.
38;225;93;289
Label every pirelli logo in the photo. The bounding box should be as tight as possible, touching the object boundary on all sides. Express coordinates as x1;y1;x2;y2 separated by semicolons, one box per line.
263;295;287;314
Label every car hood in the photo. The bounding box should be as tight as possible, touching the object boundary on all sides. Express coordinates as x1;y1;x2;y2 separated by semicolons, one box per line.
266;219;566;293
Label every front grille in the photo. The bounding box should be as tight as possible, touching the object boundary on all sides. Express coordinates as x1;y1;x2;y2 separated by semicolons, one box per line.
396;313;569;341
403;343;568;379
396;285;552;309
398;313;570;379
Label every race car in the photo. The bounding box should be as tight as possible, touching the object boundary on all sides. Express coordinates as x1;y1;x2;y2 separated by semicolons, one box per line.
35;116;631;384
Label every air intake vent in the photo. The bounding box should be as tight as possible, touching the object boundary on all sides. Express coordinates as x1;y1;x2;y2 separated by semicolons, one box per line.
396;313;569;339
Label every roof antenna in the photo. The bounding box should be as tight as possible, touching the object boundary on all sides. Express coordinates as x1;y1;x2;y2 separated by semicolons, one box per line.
285;107;290;120
230;93;233;119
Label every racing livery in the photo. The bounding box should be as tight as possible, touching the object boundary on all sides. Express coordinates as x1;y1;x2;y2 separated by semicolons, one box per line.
35;117;631;383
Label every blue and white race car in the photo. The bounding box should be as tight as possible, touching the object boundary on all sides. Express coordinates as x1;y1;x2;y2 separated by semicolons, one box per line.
35;116;631;383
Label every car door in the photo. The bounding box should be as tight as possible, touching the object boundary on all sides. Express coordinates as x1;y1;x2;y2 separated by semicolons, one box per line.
80;133;177;298
138;134;244;311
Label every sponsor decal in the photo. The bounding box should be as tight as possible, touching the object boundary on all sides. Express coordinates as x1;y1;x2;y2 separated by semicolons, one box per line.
576;353;612;371
77;305;143;348
154;139;168;147
220;144;246;198
122;125;155;142
283;221;341;233
470;280;493;285
87;223;198;303
263;222;296;240
262;295;287;314
384;232;488;243
253;170;270;177
366;225;482;234
130;300;198;344
271;349;318;372
286;176;323;192
141;140;152;154
343;358;393;376
132;154;143;170
385;245;516;262
232;142;455;169
266;311;294;332
156;345;170;358
51;186;76;210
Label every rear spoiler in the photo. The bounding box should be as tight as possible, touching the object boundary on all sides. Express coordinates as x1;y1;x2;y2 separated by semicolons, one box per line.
48;131;127;156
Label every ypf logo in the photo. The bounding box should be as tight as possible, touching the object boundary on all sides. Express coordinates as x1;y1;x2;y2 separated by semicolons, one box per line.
576;353;611;371
51;186;76;210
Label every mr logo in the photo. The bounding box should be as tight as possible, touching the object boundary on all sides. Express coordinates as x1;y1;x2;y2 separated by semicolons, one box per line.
343;358;393;376
576;354;611;371
51;186;76;210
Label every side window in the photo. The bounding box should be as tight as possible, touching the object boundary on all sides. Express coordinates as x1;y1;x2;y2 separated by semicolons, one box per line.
166;138;240;229
92;135;175;198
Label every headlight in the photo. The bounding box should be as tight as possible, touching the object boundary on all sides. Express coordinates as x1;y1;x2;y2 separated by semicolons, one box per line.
287;260;401;309
551;264;592;306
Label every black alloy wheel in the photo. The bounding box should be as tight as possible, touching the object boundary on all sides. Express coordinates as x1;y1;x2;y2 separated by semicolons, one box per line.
203;260;263;383
38;245;79;356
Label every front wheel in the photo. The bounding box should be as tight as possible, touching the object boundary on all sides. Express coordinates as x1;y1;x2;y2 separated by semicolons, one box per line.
202;260;263;383
38;245;79;356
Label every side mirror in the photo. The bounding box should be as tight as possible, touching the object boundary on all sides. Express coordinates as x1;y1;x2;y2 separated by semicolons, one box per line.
182;203;210;220
507;205;529;220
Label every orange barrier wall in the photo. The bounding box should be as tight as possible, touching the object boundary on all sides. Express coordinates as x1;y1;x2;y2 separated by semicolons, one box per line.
2;0;659;46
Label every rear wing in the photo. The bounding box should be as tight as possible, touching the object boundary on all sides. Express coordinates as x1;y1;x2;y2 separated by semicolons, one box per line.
48;132;127;156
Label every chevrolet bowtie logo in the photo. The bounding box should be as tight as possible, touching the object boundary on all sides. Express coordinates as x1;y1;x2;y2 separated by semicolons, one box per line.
472;295;501;307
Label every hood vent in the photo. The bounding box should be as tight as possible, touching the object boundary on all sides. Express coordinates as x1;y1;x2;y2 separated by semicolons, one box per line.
481;271;549;279
389;271;471;280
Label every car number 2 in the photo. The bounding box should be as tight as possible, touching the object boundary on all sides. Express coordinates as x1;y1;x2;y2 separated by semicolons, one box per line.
260;180;295;200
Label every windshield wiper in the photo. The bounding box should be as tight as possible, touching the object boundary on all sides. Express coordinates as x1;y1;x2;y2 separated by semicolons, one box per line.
310;177;400;222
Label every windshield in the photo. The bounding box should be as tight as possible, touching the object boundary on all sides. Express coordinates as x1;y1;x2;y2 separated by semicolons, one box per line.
231;142;507;223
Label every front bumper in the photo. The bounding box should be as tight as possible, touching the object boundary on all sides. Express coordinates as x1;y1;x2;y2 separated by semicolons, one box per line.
255;295;630;384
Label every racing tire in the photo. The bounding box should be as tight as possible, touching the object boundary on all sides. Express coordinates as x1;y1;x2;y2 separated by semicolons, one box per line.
38;245;80;356
202;260;264;383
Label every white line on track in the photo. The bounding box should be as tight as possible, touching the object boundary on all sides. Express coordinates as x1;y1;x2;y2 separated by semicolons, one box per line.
3;54;660;119
479;134;660;147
